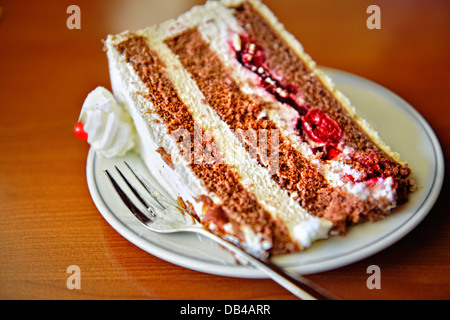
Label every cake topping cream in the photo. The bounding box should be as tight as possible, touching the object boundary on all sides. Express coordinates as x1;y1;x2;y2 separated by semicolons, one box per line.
78;86;136;158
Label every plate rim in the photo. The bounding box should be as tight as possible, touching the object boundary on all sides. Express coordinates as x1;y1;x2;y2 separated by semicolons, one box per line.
86;67;445;278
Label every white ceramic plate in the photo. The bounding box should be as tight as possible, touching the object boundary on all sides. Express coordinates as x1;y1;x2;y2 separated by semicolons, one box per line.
86;67;444;278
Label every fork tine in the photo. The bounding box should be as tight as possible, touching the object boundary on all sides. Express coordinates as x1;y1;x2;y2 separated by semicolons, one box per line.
124;161;166;210
114;165;156;218
104;169;152;224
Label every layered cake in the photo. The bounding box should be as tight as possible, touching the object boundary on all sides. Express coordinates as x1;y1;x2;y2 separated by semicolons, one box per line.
78;0;414;257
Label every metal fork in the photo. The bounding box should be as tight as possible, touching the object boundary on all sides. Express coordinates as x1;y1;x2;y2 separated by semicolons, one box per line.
104;161;339;300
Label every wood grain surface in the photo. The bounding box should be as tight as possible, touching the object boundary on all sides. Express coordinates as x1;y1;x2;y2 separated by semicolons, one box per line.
0;0;449;300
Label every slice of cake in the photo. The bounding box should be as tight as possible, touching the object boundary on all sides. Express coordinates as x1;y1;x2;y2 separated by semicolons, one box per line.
81;0;414;257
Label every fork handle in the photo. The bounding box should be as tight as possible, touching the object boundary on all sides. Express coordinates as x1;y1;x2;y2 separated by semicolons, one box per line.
198;229;339;300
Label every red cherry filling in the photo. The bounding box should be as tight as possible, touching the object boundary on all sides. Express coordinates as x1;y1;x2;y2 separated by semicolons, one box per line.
236;35;309;115
235;35;342;159
301;108;342;147
74;121;88;140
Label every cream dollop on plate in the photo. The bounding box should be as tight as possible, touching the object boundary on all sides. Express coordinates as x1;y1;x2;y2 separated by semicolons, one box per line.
79;86;136;158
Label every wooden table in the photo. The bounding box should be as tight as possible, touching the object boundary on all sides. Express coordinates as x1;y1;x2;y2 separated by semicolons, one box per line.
1;0;449;300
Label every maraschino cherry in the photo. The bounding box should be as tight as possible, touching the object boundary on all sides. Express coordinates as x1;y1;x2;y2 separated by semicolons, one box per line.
74;122;88;140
